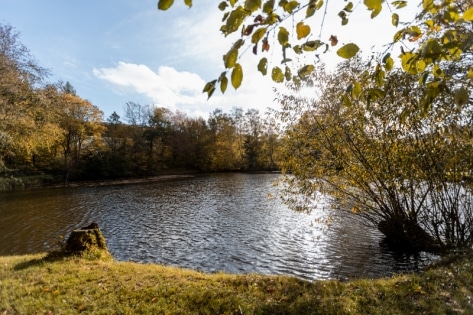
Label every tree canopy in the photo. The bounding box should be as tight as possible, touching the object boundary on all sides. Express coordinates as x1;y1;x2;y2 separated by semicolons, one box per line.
277;57;473;251
158;0;472;113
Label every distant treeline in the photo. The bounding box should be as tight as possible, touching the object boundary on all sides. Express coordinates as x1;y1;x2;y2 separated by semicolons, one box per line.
68;103;281;180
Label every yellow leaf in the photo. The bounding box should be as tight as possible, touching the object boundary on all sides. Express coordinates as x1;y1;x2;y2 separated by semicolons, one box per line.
464;6;473;21
296;22;310;40
467;68;473;79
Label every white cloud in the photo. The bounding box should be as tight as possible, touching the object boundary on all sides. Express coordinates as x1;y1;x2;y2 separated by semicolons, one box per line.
93;62;204;108
93;61;277;118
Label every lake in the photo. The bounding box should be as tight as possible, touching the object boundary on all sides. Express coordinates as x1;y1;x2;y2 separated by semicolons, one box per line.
0;173;436;280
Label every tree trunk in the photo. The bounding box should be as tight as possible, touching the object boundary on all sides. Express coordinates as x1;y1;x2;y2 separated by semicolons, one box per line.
378;217;442;253
65;223;108;253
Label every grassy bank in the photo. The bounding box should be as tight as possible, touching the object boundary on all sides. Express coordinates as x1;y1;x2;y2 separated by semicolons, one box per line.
1;251;472;315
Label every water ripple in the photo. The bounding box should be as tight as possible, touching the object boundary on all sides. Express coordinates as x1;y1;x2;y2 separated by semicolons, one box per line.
0;173;437;280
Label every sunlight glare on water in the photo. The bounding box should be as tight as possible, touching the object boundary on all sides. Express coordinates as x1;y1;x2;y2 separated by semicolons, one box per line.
0;173;437;280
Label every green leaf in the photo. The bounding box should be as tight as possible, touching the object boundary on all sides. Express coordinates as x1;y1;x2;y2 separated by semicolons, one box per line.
352;81;362;98
432;64;444;78
363;0;383;18
382;52;390;63
296;22;311;40
422;39;442;58
224;48;238;68
258;58;268;75
218;1;228;11
203;80;217;99
221;12;230;23
263;0;275;13
306;5;316;18
285;66;292;81
384;56;393;71
368;88;385;100
232;39;245;50
278;27;289;47
302;40;322;51
464;7;473;21
284;0;299;13
293;45;303;54
400;52;418;75
393;29;404;42
342;94;351;107
392;0;407;9
422;0;433;10
184;0;192;8
271;66;284;83
337;10;349;25
297;64;314;79
220;75;228;93
375;67;385;86
231;63;243;89
419;72;429;85
344;2;353;12
424;19;434;29
245;0;261;12
416;59;426;72
392;13;399;27
405;26;422;38
225;6;250;35
158;0;174;10
252;27;267;44
336;43;359;59
281;58;292;64
265;12;279;25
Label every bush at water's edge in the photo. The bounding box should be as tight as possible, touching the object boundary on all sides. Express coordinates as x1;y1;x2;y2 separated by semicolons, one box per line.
0;174;57;192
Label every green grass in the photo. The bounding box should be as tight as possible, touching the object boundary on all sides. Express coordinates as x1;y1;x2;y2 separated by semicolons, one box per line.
1;250;472;314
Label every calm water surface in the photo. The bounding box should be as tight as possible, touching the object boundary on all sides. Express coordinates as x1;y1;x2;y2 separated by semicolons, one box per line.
0;173;436;280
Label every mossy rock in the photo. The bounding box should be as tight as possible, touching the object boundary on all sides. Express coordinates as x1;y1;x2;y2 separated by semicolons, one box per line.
65;223;108;253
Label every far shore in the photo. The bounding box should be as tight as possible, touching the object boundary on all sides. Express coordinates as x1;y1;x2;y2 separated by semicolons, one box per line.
58;173;197;188
1;170;283;192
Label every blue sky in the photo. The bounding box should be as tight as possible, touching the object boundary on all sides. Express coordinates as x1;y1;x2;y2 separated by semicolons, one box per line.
0;0;418;120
